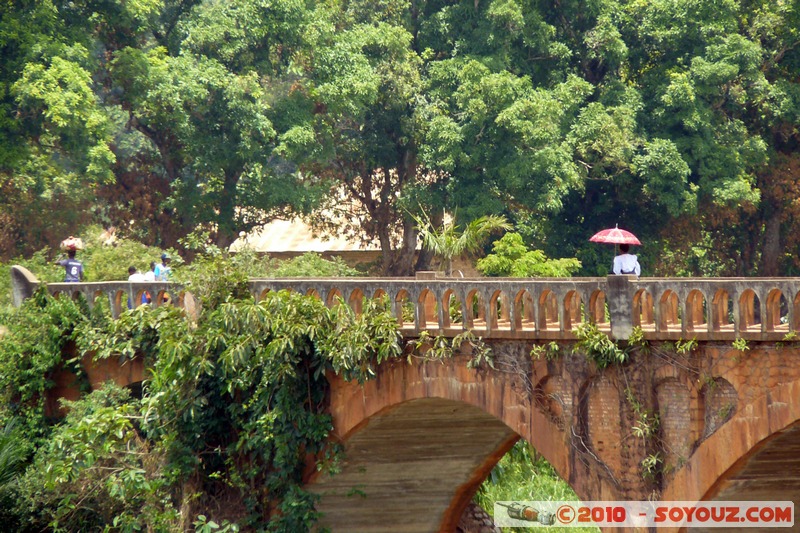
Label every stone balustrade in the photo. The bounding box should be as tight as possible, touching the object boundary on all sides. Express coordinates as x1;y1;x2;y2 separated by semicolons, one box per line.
12;265;800;341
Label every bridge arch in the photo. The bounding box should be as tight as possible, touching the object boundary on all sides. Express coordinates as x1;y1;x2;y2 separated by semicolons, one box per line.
664;378;800;504
313;355;575;532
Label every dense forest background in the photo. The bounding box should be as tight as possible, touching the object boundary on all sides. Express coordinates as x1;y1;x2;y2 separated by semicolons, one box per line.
2;0;799;276
2;1;800;530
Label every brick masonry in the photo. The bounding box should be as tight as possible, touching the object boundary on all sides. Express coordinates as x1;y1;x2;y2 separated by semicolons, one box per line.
47;338;800;532
319;340;800;532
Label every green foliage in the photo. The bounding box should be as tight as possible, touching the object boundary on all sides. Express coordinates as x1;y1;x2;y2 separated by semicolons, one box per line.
475;441;600;533
16;384;178;532
732;337;750;352
477;233;582;277
627;326;648;350
0;420;30;529
0;252;403;530
625;388;660;441
194;514;240;533
573;323;629;369
0;287;89;443
641;452;663;481
415;212;512;275
0;421;29;489
270;253;360;278
675;338;698;355
412;329;493;369
530;341;562;361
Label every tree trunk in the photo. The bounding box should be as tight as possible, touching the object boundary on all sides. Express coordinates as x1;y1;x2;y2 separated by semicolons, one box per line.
179;471;201;531
215;170;240;248
380;217;419;276
759;210;782;276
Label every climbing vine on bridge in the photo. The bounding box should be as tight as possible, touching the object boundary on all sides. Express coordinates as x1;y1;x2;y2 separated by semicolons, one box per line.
573;323;630;369
0;257;403;531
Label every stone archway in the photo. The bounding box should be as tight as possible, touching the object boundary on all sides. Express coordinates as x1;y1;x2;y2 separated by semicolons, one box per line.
311;353;574;532
663;379;800;504
309;397;518;532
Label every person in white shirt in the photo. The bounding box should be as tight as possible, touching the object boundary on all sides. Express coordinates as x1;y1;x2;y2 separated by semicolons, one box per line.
127;266;150;308
143;261;156;282
128;266;145;282
613;244;641;276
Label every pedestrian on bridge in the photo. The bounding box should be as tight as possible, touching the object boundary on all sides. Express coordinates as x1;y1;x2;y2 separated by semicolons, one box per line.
613;243;641;276
56;237;84;282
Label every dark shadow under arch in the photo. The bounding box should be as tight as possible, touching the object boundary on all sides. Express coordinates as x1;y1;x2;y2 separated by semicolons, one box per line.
308;397;519;533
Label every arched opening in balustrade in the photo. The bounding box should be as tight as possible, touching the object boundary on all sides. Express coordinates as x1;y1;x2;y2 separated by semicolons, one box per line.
633;289;655;331
765;289;788;332
513;290;535;331
563;291;582;331
465;289;487;331
793;292;800;332
306;288;321;300
658;290;681;332
538;290;558;331
131;288;153;309
172;290;185;309
442;289;463;329
113;290;128;318
125;380;144;400
91;291;112;319
70;291;88;311
155;290;173;307
418;289;439;329
685;290;707;333
372;289;390;312
395;289;414;329
326;288;344;307
349;288;366;316
588;290;608;329
489;290;511;331
711;290;733;332
738;289;761;332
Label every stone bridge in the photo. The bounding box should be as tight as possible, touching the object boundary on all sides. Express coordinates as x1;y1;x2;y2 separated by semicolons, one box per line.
11;267;800;532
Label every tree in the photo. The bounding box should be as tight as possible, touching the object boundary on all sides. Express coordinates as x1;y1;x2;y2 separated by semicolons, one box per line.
278;1;431;275
0;1;121;258
477;232;581;277
604;0;800;276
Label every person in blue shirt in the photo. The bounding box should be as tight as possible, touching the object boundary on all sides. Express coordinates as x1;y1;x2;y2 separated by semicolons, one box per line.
154;253;172;281
56;249;83;282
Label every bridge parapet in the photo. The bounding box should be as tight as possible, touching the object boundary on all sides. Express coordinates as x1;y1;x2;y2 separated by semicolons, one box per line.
11;265;800;341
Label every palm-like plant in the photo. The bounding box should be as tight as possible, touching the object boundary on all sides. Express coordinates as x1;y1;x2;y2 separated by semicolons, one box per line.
0;421;27;489
415;212;512;276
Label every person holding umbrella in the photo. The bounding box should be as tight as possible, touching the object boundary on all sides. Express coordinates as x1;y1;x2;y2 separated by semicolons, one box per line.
589;225;642;276
613;243;640;276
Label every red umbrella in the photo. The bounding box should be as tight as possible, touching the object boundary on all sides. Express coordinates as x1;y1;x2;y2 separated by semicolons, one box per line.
589;225;641;245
